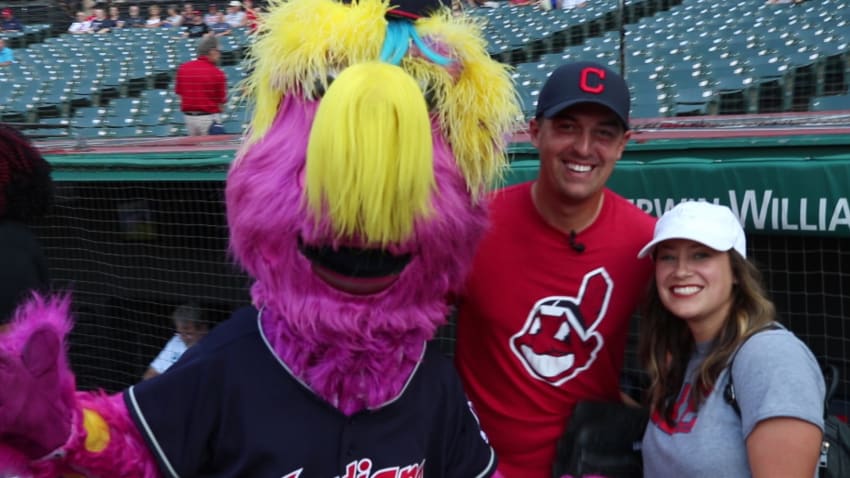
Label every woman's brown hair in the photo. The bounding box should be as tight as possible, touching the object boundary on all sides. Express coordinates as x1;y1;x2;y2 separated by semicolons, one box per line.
639;249;776;426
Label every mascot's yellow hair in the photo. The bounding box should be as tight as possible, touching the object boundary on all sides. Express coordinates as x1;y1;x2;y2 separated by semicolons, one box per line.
306;62;433;245
244;0;522;195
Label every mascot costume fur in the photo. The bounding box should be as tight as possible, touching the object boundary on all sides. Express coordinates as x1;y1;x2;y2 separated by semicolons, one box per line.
0;0;520;476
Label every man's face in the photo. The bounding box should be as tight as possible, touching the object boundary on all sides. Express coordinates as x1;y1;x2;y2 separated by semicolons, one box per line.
94;8;105;19
209;47;220;64
130;6;139;16
176;321;207;347
529;102;630;207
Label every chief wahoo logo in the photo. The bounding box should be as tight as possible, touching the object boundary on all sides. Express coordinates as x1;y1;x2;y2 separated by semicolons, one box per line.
509;268;612;386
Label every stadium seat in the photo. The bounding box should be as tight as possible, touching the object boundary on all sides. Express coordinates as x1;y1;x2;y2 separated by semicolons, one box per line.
631;99;670;118
69;106;105;129
4;83;43;123
140;89;175;109
38;85;73;119
810;93;850;111
107;98;142;119
69;124;110;139
221;118;245;135
108;126;143;138
743;56;792;113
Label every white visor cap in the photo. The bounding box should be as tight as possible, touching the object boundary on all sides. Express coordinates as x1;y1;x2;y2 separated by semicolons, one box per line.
637;201;746;259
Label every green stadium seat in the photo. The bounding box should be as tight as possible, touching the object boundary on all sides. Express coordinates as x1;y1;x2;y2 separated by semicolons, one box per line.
631;99;670;118
810;93;850;111
38;86;73;118
70;106;105;129
70;126;109;139
744;56;792;113
107;98;142;119
221;119;245;135
140;124;179;137
108;126;143;138
140;90;176;111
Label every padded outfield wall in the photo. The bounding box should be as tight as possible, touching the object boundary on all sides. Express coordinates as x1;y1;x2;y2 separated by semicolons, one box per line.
35;131;850;413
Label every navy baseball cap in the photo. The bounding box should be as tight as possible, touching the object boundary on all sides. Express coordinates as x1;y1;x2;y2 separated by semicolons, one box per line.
535;61;630;129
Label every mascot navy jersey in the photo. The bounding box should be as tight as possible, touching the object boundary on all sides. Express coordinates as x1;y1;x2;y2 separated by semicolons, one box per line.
124;307;497;478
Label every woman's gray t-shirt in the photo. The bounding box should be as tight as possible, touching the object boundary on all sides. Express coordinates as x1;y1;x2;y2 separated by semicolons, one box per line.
642;329;825;478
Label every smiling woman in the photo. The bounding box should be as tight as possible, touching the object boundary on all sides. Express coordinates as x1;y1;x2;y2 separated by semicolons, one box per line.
639;201;826;478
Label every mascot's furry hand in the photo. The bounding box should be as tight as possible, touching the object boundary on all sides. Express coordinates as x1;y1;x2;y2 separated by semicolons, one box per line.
0;295;77;461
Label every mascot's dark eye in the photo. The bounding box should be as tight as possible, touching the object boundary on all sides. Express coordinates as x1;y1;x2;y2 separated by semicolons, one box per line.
312;75;336;99
424;88;439;112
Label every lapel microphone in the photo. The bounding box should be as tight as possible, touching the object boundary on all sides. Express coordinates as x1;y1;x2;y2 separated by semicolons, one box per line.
569;230;586;253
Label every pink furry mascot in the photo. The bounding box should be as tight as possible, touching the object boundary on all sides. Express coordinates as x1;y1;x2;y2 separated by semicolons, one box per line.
0;0;520;476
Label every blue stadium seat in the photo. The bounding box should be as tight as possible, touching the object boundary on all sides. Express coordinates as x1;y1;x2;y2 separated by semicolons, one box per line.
810;93;850;111
71;126;109;139
140;124;179;137
107;98;142;119
70;106;105;129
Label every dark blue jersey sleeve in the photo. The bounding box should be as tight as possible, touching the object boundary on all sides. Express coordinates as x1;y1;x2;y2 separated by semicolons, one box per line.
125;349;219;477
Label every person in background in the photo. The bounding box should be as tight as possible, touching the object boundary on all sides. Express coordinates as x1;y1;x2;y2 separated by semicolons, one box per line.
89;7;116;33
210;11;232;36
68;11;92;34
175;35;226;135
242;0;260;31
161;5;183;27
107;5;124;28
204;3;219;26
145;4;162;28
181;2;195;24
0;8;23;32
182;10;209;38
142;303;209;380
454;61;657;478
638;201;824;477
124;4;146;28
0;124;54;328
0;38;14;66
224;0;246;27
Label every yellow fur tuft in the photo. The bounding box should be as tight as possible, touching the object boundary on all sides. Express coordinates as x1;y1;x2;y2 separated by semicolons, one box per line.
82;408;110;453
306;62;434;245
244;0;389;141
243;0;523;194
413;13;523;196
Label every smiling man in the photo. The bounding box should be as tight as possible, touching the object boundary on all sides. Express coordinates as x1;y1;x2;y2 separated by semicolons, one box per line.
455;61;658;478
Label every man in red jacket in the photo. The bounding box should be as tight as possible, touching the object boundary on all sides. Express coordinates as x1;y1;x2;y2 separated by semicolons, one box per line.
175;36;227;136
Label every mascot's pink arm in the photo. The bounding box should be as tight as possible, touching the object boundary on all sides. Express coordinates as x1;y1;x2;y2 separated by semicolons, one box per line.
0;295;160;478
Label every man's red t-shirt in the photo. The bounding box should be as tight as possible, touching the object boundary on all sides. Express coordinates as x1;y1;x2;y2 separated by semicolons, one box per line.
175;56;227;114
455;182;656;478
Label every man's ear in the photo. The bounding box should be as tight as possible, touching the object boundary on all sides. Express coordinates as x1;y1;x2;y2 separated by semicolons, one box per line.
528;117;541;148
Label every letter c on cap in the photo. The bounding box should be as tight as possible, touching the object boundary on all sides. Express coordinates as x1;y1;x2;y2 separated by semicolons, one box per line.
579;67;606;94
